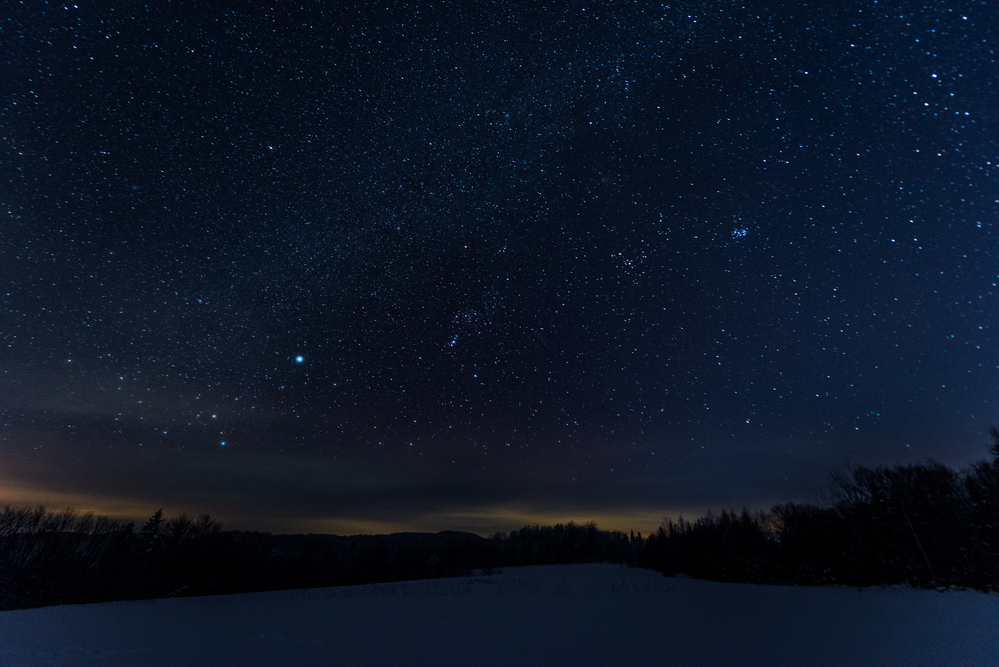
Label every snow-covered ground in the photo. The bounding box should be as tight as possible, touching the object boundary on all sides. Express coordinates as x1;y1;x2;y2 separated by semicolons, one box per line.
2;563;997;666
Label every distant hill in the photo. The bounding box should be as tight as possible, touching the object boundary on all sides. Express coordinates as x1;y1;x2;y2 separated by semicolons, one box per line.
304;530;488;550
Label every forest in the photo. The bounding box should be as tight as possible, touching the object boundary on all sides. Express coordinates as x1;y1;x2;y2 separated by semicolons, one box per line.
2;433;997;611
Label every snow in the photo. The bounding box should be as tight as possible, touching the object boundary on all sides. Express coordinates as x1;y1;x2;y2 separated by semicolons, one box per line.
2;564;997;666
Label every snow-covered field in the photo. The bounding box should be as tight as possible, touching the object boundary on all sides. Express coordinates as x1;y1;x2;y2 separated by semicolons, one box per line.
2;563;997;666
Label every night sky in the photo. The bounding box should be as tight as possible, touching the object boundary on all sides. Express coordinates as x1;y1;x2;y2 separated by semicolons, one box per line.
2;1;997;536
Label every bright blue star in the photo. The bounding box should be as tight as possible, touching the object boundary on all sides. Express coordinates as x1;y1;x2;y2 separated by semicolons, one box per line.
295;355;304;363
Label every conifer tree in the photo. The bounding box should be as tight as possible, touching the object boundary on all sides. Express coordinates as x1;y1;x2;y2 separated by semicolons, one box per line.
138;509;164;555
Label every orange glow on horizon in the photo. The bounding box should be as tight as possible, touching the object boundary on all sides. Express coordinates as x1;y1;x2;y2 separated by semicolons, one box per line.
1;480;677;537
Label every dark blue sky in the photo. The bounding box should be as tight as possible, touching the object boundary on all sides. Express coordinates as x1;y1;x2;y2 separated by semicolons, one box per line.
2;0;997;535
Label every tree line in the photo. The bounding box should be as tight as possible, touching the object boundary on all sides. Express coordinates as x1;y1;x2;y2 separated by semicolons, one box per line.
1;432;997;610
639;431;999;590
0;508;637;610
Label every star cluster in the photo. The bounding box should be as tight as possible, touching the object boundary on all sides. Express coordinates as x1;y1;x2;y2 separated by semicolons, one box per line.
1;1;996;534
